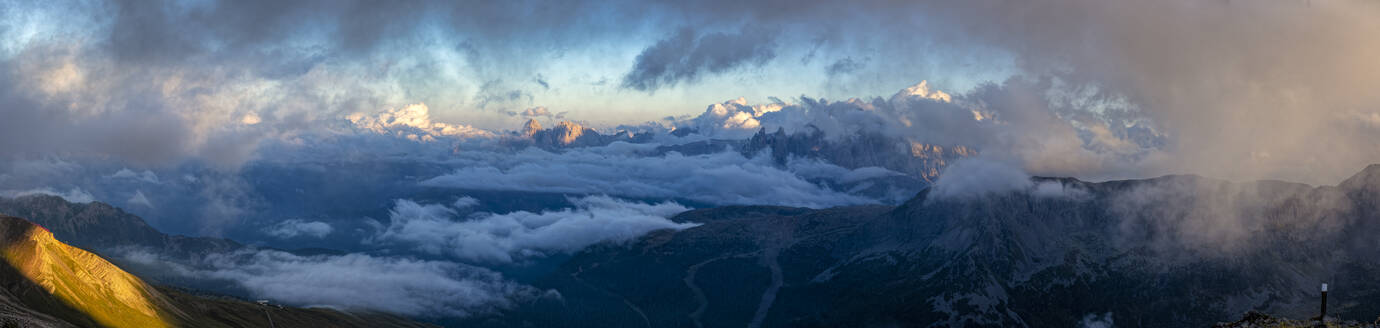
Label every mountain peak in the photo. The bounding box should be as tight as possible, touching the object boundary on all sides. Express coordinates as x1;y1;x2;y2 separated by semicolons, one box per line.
552;121;588;145
0;215;39;243
890;80;952;103
1338;163;1380;191
521;119;543;137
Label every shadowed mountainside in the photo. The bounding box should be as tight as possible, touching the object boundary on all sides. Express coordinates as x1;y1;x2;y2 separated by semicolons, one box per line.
474;165;1380;327
9;164;1380;327
0;196;239;261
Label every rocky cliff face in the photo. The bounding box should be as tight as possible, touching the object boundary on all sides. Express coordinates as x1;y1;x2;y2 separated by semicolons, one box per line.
478;166;1380;327
520;119;543;138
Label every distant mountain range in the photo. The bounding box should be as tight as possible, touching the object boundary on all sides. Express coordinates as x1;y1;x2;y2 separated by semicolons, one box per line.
506;119;654;149
468;165;1380;327
498;119;970;204
508;118;971;185
664;126;973;183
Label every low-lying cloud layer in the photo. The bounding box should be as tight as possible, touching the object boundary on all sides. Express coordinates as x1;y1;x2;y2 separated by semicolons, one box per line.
111;194;705;316
349;104;495;142
373;195;696;263
421;144;883;208
121;248;534;317
927;159;1035;200
928;158;1090;201
264;219;333;239
1;187;95;203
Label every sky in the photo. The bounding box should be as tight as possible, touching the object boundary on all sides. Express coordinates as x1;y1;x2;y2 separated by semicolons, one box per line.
0;0;1020;166
6;0;1380;239
0;0;1011;124
2;0;1380;253
4;0;1380;319
4;0;1378;185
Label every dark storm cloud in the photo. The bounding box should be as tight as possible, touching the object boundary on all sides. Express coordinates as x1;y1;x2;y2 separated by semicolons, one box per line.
106;0;426;66
533;74;550;90
824;57;865;76
0;48;196;165
474;79;535;110
621;26;779;92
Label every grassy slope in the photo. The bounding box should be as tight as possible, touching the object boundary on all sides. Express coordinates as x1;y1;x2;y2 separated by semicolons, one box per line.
0;215;435;328
0;221;175;328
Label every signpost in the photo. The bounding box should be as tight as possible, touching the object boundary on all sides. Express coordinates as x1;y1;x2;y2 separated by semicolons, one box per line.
1320;283;1328;323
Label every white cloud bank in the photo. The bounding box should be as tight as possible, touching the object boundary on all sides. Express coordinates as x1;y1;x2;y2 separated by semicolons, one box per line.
264;219;334;239
116;194;699;317
373;195;697;263
2;187;95;203
121;248;533;317
348;103;496;142
929;158;1090;201
421;144;882;208
107;168;161;184
929;159;1033;199
127;190;153;208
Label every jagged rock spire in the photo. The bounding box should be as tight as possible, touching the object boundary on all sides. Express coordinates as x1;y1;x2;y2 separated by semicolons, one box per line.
522;119;543;138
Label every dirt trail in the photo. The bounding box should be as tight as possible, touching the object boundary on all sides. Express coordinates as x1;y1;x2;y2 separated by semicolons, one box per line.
748;250;783;328
571;268;651;328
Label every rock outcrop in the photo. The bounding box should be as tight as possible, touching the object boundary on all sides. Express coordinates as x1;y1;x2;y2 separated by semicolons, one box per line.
521;119;543;138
